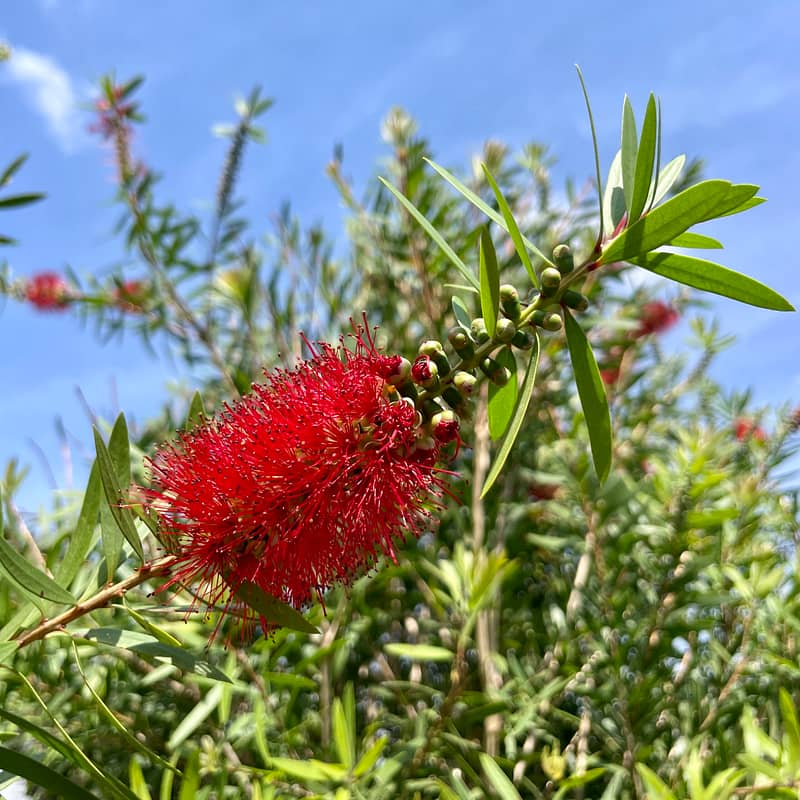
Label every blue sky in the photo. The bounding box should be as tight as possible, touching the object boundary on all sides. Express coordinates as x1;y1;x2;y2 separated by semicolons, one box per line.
1;0;798;512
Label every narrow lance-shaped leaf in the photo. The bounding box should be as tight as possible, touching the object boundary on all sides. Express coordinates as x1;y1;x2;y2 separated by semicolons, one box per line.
629;252;794;311
94;415;144;564
479;753;523;800
649;153;685;208
628;93;657;225
0;153;29;187
56;462;102;586
378;176;479;290
482;334;540;498
620;95;638;214
424;157;553;266
602;150;626;237
481;163;539;288
0;746;101;800
575;66;605;239
599;180;759;264
233;580;319;634
488;347;518;440
479;227;500;336
185;391;206;429
452;295;473;331
668;232;723;249
0;486;77;605
563;309;612;482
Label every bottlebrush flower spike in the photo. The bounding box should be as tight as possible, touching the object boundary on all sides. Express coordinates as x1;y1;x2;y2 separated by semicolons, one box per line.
634;300;679;338
25;272;71;311
144;320;453;635
734;417;766;443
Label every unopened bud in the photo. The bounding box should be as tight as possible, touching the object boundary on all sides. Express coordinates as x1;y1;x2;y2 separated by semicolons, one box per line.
480;357;511;386
561;289;588;312
448;326;475;361
499;284;522;321
419;341;451;376
540;267;561;297
419;340;444;356
442;386;468;415
470;317;490;344
532;310;563;331
452;370;478;396
495;318;517;343
552;244;574;274
511;330;534;350
411;355;439;388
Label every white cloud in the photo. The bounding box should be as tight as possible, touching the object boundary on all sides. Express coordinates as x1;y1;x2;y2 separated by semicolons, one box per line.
3;45;86;152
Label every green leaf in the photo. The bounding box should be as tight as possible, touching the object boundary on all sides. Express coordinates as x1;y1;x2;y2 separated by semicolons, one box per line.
122;604;183;647
668;232;724;249
0;192;46;208
452;295;473;331
780;688;800;772
635;764;677;800
629;252;794;311
0;506;76;606
353;736;388;778
602;150;626;237
176;751;200;800
575;66;605;239
268;757;346;783
488;348;518;440
479;753;522;800
78;628;232;683
168;684;223;751
384;643;454;662
479;227;500;337
424;157;553;266
128;759;153;800
0;153;29;187
0;746;101;800
620;95;638;215
481;163;539;287
56;463;102;587
332;698;355;769
481;335;540;498
599;180;758;264
378;177;479;290
0;641;18;664
564;309;612;482
628;94;657;225
718;196;766;217
185;391;206;429
650;154;686;207
93;417;144;564
233;580;319;633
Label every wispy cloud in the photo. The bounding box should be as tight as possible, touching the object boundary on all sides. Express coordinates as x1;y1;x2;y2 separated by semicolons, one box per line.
3;45;87;152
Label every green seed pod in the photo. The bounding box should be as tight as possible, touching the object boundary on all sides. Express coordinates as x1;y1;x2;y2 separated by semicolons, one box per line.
499;283;522;320
511;329;534;350
495;317;517;343
561;289;589;312
452;370;478;396
470;317;490;344
552;244;574;274
540;267;561;297
480;357;511;386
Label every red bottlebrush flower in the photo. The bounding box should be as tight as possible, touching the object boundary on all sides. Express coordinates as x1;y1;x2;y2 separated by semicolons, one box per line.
144;322;452;635
600;367;620;386
734;417;766;442
529;483;559;501
634;301;679;338
25;272;71;311
113;279;148;312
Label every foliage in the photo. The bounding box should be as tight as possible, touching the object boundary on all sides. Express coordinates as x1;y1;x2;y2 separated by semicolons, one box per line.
0;73;798;800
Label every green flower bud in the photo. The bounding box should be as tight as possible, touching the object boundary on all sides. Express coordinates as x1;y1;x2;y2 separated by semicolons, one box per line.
448;326;475;361
540;267;561;297
442;386;468;414
480;357;511;386
499;283;522;320
532;310;563;331
470;317;490;344
419;341;451;377
419;340;444;356
511;330;535;350
552;244;574;274
561;289;589;312
452;370;478;396
495;318;517;343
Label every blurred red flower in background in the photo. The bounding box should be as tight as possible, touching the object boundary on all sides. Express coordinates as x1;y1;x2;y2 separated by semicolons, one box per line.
145;323;452;632
734;418;766;443
634;300;679;338
25;272;71;311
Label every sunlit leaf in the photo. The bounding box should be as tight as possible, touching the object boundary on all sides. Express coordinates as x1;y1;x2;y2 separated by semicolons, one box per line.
0;747;100;800
479;227;500;336
668;232;723;249
620;95;638;214
479;753;522;800
233;580;319;633
488;347;518;440
628;93;657;224
384;643;453;662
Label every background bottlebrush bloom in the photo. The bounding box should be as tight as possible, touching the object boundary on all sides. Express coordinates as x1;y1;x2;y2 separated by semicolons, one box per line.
634;300;679;338
25;271;71;310
145;324;452;631
734;417;767;442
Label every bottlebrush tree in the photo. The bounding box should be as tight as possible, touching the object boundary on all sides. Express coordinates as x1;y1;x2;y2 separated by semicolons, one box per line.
0;70;798;799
